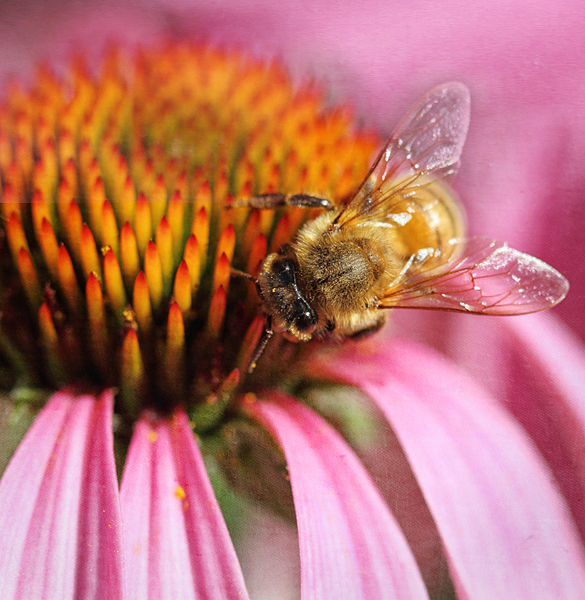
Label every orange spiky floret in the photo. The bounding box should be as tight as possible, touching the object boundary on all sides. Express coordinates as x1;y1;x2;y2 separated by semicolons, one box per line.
0;45;378;428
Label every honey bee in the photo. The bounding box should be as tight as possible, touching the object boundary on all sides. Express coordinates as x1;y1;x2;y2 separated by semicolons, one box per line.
234;82;569;370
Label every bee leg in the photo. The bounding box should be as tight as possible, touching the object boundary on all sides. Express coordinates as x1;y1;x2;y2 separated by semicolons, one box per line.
347;316;385;340
286;194;335;210
248;316;274;373
230;193;334;210
230;268;264;299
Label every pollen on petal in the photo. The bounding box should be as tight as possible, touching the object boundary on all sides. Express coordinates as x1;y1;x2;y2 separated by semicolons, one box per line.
175;485;186;501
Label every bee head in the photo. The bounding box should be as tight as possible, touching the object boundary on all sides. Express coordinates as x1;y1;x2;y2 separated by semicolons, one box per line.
257;253;318;340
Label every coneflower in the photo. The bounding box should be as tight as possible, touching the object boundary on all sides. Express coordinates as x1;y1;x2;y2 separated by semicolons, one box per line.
1;45;584;599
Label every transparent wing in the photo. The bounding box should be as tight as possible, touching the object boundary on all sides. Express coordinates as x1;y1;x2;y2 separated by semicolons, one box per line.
378;238;569;315
333;82;471;229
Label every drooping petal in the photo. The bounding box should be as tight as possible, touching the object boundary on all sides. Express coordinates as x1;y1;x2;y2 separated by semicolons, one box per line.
501;313;585;542
314;339;585;599
423;311;585;544
245;392;428;600
120;410;249;600
0;389;124;599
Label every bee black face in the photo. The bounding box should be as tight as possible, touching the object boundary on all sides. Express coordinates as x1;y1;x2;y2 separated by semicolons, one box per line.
290;298;317;333
257;254;318;339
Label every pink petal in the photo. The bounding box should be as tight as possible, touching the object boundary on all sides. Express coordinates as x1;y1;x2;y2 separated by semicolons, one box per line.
245;393;428;599
120;410;248;600
420;310;585;544
501;313;585;542
314;339;585;598
0;389;124;599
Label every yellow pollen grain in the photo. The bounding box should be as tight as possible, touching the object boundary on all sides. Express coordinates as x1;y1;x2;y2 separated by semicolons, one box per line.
175;485;186;501
148;430;158;443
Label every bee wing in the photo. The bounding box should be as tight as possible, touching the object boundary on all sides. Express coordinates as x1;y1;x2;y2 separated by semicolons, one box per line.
378;238;569;315
333;82;471;228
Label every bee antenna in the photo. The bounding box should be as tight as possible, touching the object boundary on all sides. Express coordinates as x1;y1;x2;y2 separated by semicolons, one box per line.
230;268;264;299
248;316;273;373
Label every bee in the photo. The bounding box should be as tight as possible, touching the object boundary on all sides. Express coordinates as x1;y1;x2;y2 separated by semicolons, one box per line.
233;82;569;370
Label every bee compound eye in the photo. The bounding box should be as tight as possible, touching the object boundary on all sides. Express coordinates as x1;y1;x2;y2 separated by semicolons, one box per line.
292;299;317;332
272;258;295;285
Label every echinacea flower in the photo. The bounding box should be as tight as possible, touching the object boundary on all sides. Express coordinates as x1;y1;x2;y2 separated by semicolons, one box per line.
1;2;585;597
